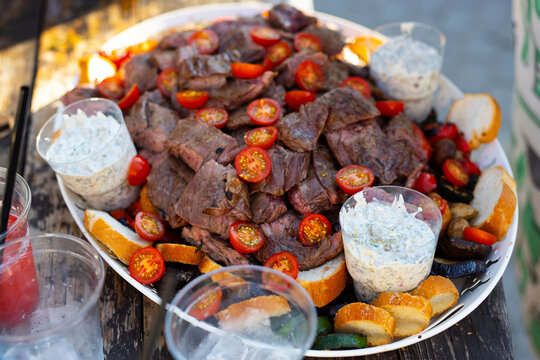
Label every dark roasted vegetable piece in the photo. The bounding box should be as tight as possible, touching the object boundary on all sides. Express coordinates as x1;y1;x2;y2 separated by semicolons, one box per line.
312;333;367;350
446;217;470;239
317;316;333;335
437;175;473;203
277;315;304;337
155;263;201;293
436;235;491;260
449;203;478;220
270;313;293;332
430;258;487;278
432;138;457;168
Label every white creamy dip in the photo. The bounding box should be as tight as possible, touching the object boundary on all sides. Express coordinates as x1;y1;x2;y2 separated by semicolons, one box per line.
339;192;437;302
370;36;442;121
46;109;139;210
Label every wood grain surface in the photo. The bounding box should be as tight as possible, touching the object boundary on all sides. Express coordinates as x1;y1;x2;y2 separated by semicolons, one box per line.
0;0;514;359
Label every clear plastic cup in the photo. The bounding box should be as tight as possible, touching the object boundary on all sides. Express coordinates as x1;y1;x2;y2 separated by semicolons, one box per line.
0;233;105;359
165;265;317;360
0;167;31;243
36;98;139;211
339;186;443;302
368;22;446;122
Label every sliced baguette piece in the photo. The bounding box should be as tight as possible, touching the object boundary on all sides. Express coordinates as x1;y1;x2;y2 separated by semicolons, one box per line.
372;292;433;338
84;209;152;264
410;276;459;316
297;253;347;308
470;166;517;241
139;183;158;214
198;254;222;274
155;243;203;265
446;93;501;150
334;302;395;346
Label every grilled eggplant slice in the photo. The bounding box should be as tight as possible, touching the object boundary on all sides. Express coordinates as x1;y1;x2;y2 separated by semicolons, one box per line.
436;235;491;260
431;258;487;278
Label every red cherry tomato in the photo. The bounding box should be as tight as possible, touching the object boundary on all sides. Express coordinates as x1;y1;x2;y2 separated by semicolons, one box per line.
231;62;265;79
99;48;130;68
442;158;469;187
461;156;482;176
175;90;209;109
411;121;432;161
293;32;323;52
110;209;135;229
339;77;371;99
195;107;229;128
295;60;324;92
234;146;272;183
188;288;222;320
463;227;497;246
298;214;331;247
97;76;124;100
375;101;404;117
250;27;281;47
229;221;265;254
336;165;375;195
244;126;278;149
128;200;143;218
264;41;292;69
428;192;448;214
118;84;140;110
128;155;151;186
129;247;165;284
134;211;165;242
156;68;179;97
455;133;470;153
412;172;437;194
425;123;459;146
247;98;281;125
263;252;299;279
188;29;219;54
126;39;159;56
284;90;316;111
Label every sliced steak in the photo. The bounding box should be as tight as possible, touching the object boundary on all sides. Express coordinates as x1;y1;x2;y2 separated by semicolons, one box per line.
319;87;379;131
303;24;345;55
182;226;251;266
159;30;190;49
323;60;349;90
250;192;287;224
168;118;238;171
219;27;266;63
225;105;253;130
175;45;198;65
261;81;287;107
123;53;158;92
208;17;266;37
268;3;315;32
208;71;276;110
312;144;342;205
275;99;328;152
147;155;194;228
288;170;332;215
60;84;98;105
176;160;251;237
276;51;330;88
138;148;162;166
227;126;250;151
177;51;240;90
255;212;343;270
149;49;176;70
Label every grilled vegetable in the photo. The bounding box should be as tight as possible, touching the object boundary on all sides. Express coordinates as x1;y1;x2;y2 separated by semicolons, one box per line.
436;235;491;260
437;176;474;203
431;258;487;278
449;203;478;220
317;316;333;335
446;217;470;239
432;138;457;168
312;333;367;350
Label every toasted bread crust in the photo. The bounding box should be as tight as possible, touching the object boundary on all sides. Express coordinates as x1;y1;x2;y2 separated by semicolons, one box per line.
334;302;395;346
410;276;459;316
298;255;347;308
198;254;222;274
140;184;158;214
155;243;203;265
214;295;291;322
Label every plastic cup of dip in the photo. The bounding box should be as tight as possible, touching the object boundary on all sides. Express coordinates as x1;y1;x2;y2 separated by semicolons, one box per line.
165;265;317;360
339;186;443;303
368;22;446;122
0;167;31;243
36;98;139;211
0;233;105;359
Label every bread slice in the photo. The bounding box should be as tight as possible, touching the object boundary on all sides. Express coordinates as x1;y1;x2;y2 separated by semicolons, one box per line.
470;166;517;241
297;253;347;308
410;276;459;316
139;184;158;214
198;254;222;274
84;209;152;264
155;243;203;265
372;292;433;338
334;302;395;346
446;93;501;150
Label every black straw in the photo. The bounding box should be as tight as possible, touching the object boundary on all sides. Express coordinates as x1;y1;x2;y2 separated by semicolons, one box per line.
0;86;31;244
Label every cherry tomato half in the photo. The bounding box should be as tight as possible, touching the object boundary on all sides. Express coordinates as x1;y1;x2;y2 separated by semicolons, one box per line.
298;214;331;247
97;76;124;100
235;146;272;183
129;247;165;284
128;155;151;186
427;192;448;214
188;288;223;320
455;133;470;153
126;39;159;56
375;100;404;117
195;107;229;128
247;98;281;125
134;211;165;242
295;60;324;92
442;158;469;187
461;156;482;176
264;41;292;69
336;165;375;195
284;90;315;111
118;84;140;110
263;252;299;279
463;226;497;246
339;77;371;99
294;32;322;52
231;62;265;79
244;126;278;149
412;172;437;194
176;90;209;109
156;68;179;98
425;122;459;146
188;29;219;54
229;221;265;254
250;27;281;47
411;121;432;161
99;48;129;69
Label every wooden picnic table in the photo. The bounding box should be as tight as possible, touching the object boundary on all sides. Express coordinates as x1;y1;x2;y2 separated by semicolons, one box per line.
0;0;514;359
